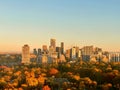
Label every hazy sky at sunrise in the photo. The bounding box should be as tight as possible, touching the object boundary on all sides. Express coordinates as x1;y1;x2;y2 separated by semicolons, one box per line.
0;0;120;52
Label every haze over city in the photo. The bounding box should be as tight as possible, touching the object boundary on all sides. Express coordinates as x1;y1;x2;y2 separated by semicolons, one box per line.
0;0;120;52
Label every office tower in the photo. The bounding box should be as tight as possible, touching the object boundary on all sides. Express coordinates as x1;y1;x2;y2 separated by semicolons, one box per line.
81;46;94;61
33;48;37;55
22;44;30;64
50;39;56;51
70;47;76;59
56;47;61;58
38;48;41;55
61;42;64;54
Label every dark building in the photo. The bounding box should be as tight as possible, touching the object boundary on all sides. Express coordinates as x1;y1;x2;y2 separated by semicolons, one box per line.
61;42;64;54
56;47;61;58
33;48;37;55
38;48;41;55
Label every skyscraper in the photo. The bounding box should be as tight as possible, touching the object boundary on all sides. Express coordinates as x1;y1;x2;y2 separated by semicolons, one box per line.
56;47;61;58
22;44;30;64
50;39;56;50
61;42;64;54
70;47;76;59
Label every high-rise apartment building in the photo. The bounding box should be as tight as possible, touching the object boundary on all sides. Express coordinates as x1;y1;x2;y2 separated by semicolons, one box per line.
81;46;94;55
22;44;30;64
81;46;94;61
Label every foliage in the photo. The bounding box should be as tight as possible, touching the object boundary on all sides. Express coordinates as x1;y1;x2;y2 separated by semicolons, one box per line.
0;56;120;89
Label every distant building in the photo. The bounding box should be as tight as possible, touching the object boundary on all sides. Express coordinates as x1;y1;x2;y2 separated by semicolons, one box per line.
41;54;48;63
42;45;48;54
30;54;37;62
22;44;30;64
50;39;56;51
33;48;37;55
38;48;41;55
61;42;64;54
49;46;55;55
47;53;58;64
75;46;79;58
65;49;71;58
78;49;82;58
109;52;120;62
50;52;58;59
94;47;102;54
70;47;76;59
56;47;61;58
81;46;94;61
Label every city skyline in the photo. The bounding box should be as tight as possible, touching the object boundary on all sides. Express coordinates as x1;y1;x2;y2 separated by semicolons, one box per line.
0;0;120;52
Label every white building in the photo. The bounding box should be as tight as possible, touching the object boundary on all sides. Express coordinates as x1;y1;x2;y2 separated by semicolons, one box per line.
71;47;76;59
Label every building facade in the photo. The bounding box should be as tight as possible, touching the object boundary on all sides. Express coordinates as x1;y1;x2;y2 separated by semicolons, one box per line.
61;42;64;54
109;52;120;62
50;39;56;51
22;44;30;64
81;46;94;61
70;47;76;59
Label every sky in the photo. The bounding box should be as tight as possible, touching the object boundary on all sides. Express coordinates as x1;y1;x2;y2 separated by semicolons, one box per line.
0;0;120;52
